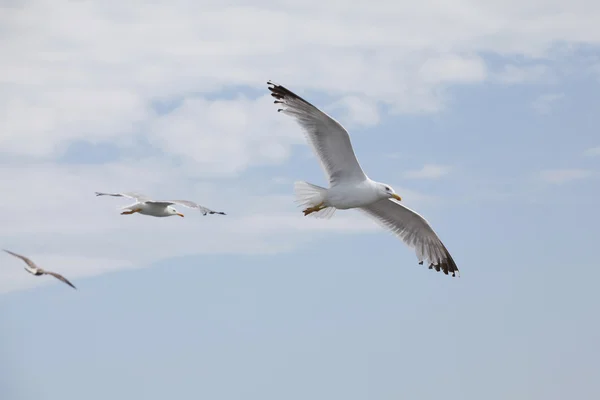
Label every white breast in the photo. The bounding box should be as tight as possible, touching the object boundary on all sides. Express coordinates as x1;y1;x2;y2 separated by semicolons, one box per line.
138;203;170;217
327;180;380;209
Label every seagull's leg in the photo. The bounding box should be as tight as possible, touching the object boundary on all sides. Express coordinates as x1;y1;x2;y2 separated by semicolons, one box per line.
302;202;325;216
121;209;140;215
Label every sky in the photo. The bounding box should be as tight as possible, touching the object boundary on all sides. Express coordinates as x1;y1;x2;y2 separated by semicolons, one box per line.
1;0;599;399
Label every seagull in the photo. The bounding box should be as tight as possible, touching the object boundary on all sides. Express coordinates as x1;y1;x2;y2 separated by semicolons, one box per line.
3;249;77;289
94;192;227;218
267;81;459;277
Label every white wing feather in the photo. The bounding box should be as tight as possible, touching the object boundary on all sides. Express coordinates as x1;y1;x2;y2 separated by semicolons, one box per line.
95;192;152;203
152;200;226;216
360;199;459;277
268;81;367;186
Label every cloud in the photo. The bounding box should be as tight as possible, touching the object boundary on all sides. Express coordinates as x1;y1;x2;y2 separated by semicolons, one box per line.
0;161;439;294
147;94;303;176
1;255;134;294
418;54;487;84
539;169;593;184
584;146;600;157
2;0;600;292
3;0;600;161
404;164;452;180
493;64;555;84
326;96;381;128
532;93;564;114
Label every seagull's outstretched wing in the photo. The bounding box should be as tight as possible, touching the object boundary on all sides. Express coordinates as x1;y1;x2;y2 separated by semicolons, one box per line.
44;271;77;290
153;200;226;216
267;81;367;186
95;192;152;203
3;249;38;269
360;199;459;277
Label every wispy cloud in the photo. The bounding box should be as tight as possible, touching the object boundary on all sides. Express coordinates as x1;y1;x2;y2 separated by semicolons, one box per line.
404;164;451;180
493;64;555;84
0;161;441;294
2;1;598;161
584;146;600;157
147;94;302;176
539;169;593;184
3;0;600;294
327;96;380;128
419;55;487;84
532;93;564;115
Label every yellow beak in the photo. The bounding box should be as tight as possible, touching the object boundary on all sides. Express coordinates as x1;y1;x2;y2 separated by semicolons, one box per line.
392;194;402;201
177;213;185;217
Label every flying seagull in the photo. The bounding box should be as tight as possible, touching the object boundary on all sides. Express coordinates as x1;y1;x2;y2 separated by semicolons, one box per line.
95;192;227;218
267;81;459;277
4;249;77;289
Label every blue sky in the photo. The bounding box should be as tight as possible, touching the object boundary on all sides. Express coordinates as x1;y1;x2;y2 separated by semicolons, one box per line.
1;1;600;399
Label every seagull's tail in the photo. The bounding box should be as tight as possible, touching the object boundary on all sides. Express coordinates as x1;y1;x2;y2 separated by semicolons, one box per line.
293;181;336;219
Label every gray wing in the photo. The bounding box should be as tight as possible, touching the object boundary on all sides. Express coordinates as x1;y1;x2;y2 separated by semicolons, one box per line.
360;199;459;277
268;81;368;186
44;271;77;290
157;200;227;216
3;249;38;269
94;192;152;203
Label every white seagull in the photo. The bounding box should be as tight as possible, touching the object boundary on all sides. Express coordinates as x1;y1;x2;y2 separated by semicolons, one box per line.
268;81;459;277
4;249;77;289
95;192;227;218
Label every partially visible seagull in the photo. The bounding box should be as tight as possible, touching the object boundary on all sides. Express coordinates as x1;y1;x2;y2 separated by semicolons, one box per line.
3;249;77;289
267;81;459;277
94;192;227;218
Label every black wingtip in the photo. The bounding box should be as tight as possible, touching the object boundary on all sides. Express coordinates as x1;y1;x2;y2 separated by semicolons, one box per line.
419;253;459;278
208;211;226;215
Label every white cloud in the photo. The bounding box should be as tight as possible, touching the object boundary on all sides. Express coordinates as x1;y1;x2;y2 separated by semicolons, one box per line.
584;146;600;157
539;169;593;184
1;255;134;294
1;89;149;157
2;0;600;292
419;54;487;84
532;93;564;114
493;64;555;84
0;162;438;294
404;164;452;180
326;96;381;127
2;0;600;161
147;94;303;176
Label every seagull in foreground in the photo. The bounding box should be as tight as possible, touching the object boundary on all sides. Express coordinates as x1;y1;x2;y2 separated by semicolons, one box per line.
3;249;77;289
94;192;227;218
267;81;459;277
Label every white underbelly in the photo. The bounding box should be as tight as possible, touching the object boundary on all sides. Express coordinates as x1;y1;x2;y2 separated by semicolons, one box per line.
138;204;168;217
326;183;380;209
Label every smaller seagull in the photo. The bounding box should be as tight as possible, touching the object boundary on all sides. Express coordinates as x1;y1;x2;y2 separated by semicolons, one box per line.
94;192;227;218
3;249;77;290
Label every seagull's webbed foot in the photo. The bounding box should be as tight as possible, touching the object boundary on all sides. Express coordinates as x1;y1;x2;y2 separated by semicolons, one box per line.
302;202;325;216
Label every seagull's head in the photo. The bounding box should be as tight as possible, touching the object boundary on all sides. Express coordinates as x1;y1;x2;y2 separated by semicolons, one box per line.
167;206;184;217
378;183;402;202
